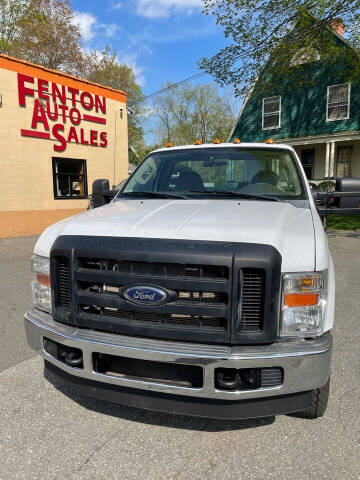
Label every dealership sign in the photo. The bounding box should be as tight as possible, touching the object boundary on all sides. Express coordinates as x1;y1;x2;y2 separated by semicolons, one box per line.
18;73;108;152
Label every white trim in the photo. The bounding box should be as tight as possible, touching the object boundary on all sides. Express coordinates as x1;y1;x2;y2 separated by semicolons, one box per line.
228;87;255;141
326;83;351;122
329;142;336;177
262;96;281;130
273;130;360;146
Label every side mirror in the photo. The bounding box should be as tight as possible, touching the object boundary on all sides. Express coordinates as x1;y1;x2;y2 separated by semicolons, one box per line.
92;179;110;195
89;179;111;209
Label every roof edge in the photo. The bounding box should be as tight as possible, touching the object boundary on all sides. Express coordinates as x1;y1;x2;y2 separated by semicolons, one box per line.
0;54;127;101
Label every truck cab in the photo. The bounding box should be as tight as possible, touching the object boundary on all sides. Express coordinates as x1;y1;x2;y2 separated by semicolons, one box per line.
25;142;334;419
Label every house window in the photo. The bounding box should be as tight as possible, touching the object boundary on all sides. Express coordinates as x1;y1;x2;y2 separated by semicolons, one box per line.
52;158;88;199
327;84;350;121
262;96;281;130
301;149;315;180
336;146;353;178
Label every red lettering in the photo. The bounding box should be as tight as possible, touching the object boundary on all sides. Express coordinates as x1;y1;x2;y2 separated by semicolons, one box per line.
80;92;94;111
67;126;79;144
52;83;66;104
46;102;58;121
69;107;81;125
80;128;89;145
58;104;68;123
100;132;107;147
38;79;49;100
31;99;50;130
18;73;34;106
95;95;106;114
52;124;66;152
90;130;98;146
68;87;79;106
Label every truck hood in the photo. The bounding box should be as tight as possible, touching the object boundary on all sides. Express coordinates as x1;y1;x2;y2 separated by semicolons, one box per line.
35;199;315;272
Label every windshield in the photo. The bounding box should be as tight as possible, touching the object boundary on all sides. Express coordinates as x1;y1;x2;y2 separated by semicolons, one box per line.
120;147;306;200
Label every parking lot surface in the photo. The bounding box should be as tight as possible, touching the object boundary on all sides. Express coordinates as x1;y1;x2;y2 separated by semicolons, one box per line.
0;234;359;479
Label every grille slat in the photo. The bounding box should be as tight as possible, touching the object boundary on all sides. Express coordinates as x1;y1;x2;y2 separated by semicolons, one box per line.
56;257;71;308
77;258;229;281
79;305;226;331
240;269;265;332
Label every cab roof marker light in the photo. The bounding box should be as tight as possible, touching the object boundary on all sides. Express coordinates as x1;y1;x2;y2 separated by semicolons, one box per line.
194;140;201;145
213;139;221;144
233;138;241;144
266;139;275;144
166;142;173;148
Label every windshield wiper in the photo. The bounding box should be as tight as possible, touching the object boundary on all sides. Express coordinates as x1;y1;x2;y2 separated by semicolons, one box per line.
188;190;281;202
120;191;189;199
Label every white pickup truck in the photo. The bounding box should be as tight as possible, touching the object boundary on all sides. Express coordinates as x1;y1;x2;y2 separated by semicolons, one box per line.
25;142;335;420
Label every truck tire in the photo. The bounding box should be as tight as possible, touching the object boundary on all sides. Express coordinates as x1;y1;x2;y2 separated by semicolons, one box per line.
299;377;330;419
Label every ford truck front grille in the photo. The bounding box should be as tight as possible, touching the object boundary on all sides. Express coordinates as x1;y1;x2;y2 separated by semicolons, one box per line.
51;236;281;345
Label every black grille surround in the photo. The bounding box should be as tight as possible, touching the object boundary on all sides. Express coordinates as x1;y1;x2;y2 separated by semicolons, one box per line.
51;236;281;345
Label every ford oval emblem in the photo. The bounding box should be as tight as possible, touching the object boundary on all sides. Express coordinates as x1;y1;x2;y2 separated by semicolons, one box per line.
123;285;168;305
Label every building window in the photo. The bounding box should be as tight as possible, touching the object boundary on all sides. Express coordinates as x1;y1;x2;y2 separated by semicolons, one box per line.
327;84;350;121
262;96;281;130
52;158;88;199
301;149;315;180
336;146;353;178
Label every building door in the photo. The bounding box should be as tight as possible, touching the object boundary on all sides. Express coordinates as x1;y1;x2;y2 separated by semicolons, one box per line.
300;149;315;179
336;146;353;178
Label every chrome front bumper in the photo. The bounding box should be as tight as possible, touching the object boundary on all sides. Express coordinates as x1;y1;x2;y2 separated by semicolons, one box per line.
25;309;332;402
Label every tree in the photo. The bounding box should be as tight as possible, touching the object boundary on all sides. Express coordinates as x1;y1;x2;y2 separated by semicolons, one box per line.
152;83;238;145
199;1;360;97
85;47;145;159
8;0;84;73
0;0;31;54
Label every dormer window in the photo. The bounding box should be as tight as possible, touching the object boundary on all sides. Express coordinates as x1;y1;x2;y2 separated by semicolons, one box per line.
262;96;281;130
327;83;350;121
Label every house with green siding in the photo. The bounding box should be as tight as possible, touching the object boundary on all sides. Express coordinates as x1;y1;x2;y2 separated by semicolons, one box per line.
231;21;360;181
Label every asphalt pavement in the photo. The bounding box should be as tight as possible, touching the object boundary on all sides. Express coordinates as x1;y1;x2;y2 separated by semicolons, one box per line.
0;233;359;479
0;236;38;372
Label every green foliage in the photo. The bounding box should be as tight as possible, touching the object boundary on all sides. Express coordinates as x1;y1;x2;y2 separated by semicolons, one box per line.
199;1;360;97
0;0;32;54
327;214;360;230
317;180;336;192
152;83;238;146
129;142;160;165
85;46;145;152
2;0;84;73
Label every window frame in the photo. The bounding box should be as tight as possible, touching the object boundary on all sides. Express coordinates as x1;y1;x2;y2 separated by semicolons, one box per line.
262;96;282;131
326;83;351;122
52;157;88;200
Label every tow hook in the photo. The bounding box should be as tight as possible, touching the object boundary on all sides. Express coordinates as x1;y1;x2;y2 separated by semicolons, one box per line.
216;371;242;390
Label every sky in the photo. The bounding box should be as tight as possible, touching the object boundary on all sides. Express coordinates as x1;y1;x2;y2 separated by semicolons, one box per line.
71;0;230;98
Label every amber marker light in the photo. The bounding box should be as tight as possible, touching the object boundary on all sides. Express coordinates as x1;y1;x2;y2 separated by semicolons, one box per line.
36;273;51;287
213;139;221;144
266;138;275;144
166;142;173;148
194;140;201;145
284;293;319;307
233;138;241;144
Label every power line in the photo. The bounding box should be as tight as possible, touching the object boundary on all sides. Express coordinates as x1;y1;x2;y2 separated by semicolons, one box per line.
130;71;207;107
130;21;327;108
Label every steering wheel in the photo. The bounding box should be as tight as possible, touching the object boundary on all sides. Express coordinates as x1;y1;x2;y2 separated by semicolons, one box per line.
251;170;279;186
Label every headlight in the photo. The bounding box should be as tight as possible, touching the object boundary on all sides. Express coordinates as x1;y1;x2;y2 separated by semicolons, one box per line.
280;271;327;337
31;255;52;313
